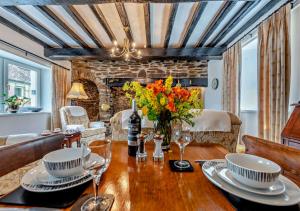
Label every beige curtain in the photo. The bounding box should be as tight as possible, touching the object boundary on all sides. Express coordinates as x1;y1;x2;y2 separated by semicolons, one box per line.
258;4;291;142
222;42;241;115
52;64;71;129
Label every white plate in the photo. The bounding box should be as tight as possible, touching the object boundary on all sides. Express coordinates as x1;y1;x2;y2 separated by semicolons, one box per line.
35;165;88;186
215;164;286;196
21;154;104;192
202;160;300;206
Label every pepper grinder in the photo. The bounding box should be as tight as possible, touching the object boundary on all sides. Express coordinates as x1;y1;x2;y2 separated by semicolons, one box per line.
153;134;164;161
136;133;147;161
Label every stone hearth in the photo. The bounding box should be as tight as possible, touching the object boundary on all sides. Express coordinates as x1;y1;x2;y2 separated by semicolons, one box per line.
72;60;208;122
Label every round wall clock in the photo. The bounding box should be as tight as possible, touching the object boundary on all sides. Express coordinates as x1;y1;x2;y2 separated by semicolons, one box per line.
211;78;219;90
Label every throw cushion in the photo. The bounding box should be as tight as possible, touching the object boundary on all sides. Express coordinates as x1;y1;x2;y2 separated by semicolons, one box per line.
0;136;7;146
81;128;106;138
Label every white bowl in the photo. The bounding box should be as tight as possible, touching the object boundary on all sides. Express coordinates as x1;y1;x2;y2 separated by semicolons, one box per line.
225;153;281;189
43;148;91;178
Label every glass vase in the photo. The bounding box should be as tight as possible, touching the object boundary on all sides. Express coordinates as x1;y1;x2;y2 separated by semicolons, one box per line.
154;110;172;151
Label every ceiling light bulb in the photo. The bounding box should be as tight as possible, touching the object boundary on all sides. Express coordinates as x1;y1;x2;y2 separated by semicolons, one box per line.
113;40;118;46
132;42;136;48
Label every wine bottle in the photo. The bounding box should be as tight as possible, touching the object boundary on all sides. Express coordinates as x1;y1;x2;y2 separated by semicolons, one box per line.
128;99;141;156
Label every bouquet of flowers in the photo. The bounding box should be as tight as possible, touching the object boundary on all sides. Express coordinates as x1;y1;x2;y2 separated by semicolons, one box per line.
123;76;203;149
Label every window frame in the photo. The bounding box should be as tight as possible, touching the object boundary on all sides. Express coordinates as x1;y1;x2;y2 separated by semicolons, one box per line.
0;57;42;112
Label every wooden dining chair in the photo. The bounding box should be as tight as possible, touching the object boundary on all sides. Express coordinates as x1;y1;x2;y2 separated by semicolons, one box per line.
242;135;300;186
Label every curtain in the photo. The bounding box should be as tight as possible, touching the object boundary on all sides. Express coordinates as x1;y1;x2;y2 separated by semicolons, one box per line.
222;42;241;115
258;4;291;142
51;64;71;129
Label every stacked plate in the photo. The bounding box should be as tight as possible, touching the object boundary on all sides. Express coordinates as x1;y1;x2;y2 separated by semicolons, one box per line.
21;148;104;193
202;154;300;206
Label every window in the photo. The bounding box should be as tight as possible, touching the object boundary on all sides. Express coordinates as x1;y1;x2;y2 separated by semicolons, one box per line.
240;36;258;137
0;57;49;113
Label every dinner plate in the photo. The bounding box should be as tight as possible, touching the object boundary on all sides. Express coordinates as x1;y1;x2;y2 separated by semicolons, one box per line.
214;164;286;196
202;160;300;206
21;153;104;192
36;166;89;186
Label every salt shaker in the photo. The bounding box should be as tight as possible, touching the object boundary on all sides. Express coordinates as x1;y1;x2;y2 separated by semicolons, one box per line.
136;133;147;161
153;134;164;161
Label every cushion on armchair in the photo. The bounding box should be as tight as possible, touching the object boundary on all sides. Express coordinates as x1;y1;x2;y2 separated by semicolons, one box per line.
89;121;105;128
81;128;106;138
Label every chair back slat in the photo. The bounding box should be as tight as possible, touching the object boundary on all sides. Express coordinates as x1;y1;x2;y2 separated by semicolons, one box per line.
243;135;300;186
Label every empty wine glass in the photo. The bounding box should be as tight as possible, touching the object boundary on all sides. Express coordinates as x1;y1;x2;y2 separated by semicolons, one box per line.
172;123;192;168
81;140;112;211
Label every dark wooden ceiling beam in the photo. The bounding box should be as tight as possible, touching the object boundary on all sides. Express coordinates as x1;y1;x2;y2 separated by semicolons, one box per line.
196;1;236;47
144;3;151;48
208;1;259;47
3;6;69;47
63;5;104;48
0;1;258;6
89;5;116;42
115;3;134;42
180;2;207;48
224;0;284;47
164;3;179;48
45;47;225;60
35;6;89;48
0;16;49;47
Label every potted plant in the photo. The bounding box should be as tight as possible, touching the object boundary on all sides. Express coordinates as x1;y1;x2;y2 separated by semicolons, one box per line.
123;76;203;150
2;94;30;113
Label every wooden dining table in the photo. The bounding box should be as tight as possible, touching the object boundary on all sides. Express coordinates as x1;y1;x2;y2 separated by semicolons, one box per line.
0;141;235;211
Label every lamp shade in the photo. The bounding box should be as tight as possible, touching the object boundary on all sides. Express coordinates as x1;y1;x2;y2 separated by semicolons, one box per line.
66;82;88;100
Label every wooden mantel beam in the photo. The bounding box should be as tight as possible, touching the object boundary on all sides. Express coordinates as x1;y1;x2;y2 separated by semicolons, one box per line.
45;47;225;60
0;1;257;6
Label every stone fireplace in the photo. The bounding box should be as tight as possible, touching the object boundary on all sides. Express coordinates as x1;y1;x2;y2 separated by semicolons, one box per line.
72;59;208;122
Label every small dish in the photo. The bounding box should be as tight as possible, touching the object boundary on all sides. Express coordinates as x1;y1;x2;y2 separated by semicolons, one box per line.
43;148;91;178
225;153;281;189
215;164;286;196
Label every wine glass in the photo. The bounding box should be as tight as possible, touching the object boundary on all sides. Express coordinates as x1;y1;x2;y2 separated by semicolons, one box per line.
172;123;192;168
81;140;112;211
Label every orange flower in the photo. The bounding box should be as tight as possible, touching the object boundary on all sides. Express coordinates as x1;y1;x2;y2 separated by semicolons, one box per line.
147;79;165;95
172;87;191;101
166;93;176;112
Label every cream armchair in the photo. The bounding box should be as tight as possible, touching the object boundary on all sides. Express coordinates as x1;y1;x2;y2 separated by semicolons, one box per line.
60;106;106;144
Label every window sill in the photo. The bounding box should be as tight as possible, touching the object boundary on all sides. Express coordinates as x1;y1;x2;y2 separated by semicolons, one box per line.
0;111;51;117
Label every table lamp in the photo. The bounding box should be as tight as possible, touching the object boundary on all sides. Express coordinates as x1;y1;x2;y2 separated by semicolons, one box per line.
67;82;88;105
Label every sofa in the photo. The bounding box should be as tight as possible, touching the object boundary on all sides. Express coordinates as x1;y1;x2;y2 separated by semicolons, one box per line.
0;133;39;147
60;106;106;144
110;110;242;152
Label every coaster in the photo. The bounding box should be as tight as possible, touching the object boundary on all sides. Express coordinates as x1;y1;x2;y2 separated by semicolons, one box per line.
169;160;194;172
71;194;115;211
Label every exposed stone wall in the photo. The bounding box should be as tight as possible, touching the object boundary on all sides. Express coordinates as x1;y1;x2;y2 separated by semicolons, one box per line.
72;79;99;121
72;60;208;121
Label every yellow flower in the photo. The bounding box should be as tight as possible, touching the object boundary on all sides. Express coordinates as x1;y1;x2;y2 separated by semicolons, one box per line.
160;97;167;106
165;75;173;94
142;106;148;116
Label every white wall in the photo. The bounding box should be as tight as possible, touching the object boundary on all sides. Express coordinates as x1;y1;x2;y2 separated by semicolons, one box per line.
289;4;300;108
0;112;51;136
205;60;223;110
0;23;71;69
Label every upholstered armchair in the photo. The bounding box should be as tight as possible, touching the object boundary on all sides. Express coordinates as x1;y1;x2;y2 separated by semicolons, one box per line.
60;106;106;144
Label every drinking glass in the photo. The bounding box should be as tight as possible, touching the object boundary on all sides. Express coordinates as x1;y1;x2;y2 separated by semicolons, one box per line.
81;140;112;211
172;123;192;168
